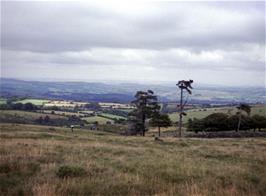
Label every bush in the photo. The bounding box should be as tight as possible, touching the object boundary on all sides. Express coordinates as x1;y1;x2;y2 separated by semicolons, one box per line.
23;102;37;111
56;166;86;178
187;118;204;133
203;113;229;131
187;113;266;132
0;102;38;111
251;115;266;131
68;115;84;125
187;113;230;132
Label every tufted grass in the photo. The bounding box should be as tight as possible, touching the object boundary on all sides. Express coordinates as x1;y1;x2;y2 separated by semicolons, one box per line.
1;123;266;195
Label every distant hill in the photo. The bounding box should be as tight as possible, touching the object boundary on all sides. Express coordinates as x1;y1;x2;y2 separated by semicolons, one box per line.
0;78;265;104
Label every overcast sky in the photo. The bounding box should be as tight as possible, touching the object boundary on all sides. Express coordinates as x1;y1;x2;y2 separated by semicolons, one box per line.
1;1;265;86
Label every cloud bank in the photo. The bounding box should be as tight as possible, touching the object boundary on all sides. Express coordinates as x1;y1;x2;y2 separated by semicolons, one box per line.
1;1;265;86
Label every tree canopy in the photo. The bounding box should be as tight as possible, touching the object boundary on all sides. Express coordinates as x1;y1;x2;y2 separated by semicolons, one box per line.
128;90;160;136
150;113;172;137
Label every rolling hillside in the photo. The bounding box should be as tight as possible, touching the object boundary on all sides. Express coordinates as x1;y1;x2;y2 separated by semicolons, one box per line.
1;78;265;104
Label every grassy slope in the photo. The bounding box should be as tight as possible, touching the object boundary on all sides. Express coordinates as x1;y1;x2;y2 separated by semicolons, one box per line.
169;105;266;123
0;110;68;120
1;123;266;195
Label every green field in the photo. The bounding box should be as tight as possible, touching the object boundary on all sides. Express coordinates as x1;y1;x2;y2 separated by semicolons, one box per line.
0;98;7;105
169;105;266;123
15;99;50;106
100;113;127;120
117;108;133;113
82;115;114;124
1;123;266;195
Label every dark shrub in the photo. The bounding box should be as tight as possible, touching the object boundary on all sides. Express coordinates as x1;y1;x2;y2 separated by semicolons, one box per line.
23;102;37;111
228;115;239;131
203;113;229;131
188;113;266;133
49;127;56;131
12;103;24;110
251;115;266;131
187;118;205;133
56;166;86;178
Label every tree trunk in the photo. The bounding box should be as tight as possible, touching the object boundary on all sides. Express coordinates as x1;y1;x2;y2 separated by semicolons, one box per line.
237;114;241;132
178;88;183;137
141;100;146;137
158;126;161;137
179;114;183;137
142;113;145;136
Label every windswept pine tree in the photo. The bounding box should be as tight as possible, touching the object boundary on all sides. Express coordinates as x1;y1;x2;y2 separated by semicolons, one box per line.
128;90;160;136
176;79;193;137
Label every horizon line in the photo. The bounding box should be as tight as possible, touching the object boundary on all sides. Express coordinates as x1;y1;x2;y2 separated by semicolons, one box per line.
1;77;265;89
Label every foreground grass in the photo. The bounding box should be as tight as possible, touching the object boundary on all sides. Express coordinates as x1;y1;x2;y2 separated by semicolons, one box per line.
1;123;266;195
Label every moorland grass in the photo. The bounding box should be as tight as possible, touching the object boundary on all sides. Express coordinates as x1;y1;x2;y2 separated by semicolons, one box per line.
0;123;266;195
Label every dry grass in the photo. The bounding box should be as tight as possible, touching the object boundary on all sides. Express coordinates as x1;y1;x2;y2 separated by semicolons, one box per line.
1;123;266;195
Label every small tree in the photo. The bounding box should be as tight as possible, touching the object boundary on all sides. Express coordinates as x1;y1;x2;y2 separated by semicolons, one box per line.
203;113;229;131
187;118;205;133
23;102;37;111
12;103;24;110
150;113;172;137
84;102;101;111
128;90;160;136
236;104;251;132
251;115;266;132
36;116;43;124
44;115;50;123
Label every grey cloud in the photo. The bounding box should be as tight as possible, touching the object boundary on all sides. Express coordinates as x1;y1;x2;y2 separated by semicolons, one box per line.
1;2;265;52
2;45;264;72
1;1;265;86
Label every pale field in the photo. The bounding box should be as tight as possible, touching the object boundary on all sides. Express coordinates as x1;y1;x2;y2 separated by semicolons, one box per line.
15;99;50;106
